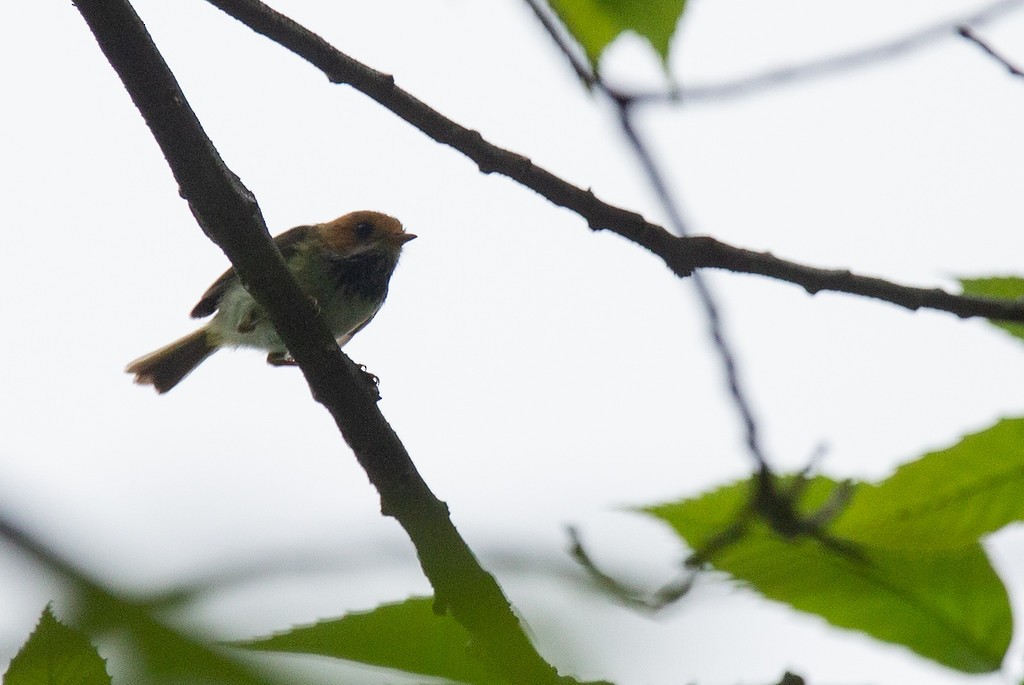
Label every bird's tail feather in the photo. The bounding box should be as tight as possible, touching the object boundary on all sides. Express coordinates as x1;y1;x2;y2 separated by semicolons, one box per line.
126;328;216;393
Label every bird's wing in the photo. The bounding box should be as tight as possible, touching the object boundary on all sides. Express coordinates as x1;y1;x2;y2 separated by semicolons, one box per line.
335;300;384;348
189;266;236;319
189;224;315;318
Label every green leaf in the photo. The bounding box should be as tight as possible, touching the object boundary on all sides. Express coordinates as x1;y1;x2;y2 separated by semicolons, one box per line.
834;418;1024;550
548;0;687;71
960;276;1024;341
642;419;1024;673
4;606;110;685
235;597;496;684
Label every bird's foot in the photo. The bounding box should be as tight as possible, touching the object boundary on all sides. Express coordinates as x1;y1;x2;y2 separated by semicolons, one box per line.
358;364;381;401
267;351;297;367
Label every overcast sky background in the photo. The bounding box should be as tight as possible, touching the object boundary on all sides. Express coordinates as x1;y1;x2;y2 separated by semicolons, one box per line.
3;1;1024;683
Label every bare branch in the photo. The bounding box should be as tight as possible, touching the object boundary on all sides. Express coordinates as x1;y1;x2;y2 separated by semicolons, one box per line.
204;0;1024;325
958;25;1024;78
677;0;1024;103
613;100;772;469
522;0;595;87
684;236;1024;321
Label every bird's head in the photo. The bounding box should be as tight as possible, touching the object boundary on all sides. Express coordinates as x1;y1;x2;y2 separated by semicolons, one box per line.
318;210;417;258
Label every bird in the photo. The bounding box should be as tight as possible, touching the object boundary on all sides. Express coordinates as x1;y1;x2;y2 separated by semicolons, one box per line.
126;210;416;393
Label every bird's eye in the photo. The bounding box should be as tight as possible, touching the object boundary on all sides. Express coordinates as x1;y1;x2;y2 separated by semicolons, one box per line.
355;220;374;240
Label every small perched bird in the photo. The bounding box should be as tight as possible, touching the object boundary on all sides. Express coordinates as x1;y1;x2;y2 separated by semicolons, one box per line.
127;210;416;393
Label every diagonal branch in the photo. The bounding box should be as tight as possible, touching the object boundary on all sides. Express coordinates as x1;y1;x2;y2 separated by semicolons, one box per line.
958;25;1024;78
675;0;1024;103
681;237;1024;320
72;2;567;683
615;103;771;470
204;0;1024;325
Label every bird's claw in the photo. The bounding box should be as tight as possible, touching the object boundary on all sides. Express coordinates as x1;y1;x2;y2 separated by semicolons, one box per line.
358;364;381;401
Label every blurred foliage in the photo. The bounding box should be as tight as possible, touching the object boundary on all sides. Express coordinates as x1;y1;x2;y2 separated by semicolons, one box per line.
70;586;291;685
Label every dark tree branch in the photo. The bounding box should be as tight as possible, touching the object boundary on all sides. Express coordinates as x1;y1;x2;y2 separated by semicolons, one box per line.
958;25;1024;78
203;0;1024;325
72;2;566;683
682;237;1024;320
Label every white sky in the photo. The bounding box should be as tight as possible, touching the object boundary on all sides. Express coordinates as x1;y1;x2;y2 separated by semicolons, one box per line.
3;1;1024;683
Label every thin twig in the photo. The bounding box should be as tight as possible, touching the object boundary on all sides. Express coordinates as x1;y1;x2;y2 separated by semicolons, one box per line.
528;0;774;518
615;102;770;469
958;24;1024;78
522;0;595;87
528;0;773;489
528;0;763;473
668;0;1024;103
204;0;1024;326
567;526;696;611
